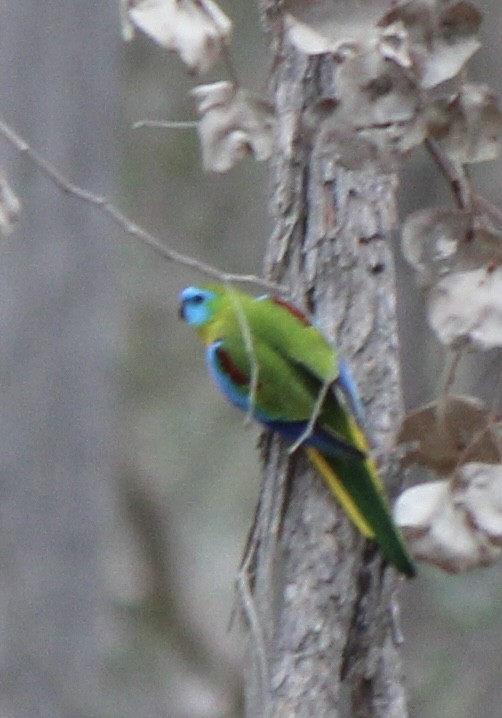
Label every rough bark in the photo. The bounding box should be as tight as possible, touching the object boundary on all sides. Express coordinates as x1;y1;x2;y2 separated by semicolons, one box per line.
0;4;120;717
244;7;409;717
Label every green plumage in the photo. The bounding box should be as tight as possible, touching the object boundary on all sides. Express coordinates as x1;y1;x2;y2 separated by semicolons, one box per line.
180;283;416;577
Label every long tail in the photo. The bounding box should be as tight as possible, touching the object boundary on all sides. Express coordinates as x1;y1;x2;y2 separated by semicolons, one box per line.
307;447;416;578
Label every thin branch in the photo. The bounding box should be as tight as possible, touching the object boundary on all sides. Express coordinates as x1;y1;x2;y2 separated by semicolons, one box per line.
425;138;472;211
426;140;502;231
436;348;463;433
442;348;463;398
234;435;294;718
0;116;284;293
473;192;502;228
224;283;260;425
235;546;269;715
132;120;198;130
287;376;331;454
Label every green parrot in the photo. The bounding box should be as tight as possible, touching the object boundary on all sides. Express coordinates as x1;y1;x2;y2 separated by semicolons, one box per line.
179;283;416;577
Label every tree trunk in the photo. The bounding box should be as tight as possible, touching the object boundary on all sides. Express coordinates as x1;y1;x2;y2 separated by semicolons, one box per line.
0;4;120;717
244;6;409;717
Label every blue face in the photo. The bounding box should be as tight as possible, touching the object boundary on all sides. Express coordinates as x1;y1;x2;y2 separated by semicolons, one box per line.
178;286;216;326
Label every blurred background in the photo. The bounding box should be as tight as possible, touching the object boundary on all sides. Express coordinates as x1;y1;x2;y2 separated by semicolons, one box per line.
0;1;502;717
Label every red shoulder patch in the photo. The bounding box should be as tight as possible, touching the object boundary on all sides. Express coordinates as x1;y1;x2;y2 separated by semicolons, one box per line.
216;347;250;386
271;297;310;326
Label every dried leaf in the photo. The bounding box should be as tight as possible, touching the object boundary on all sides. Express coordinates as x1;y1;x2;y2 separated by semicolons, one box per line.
128;0;232;74
284;0;390;56
457;463;502;544
426;83;502;163
402;208;472;283
191;82;274;172
428;266;502;349
283;14;334;56
378;20;413;69
0;172;21;235
337;47;417;126
381;0;481;88
402;207;502;285
402;207;502;347
309;45;423;162
397;395;501;475
394;477;502;573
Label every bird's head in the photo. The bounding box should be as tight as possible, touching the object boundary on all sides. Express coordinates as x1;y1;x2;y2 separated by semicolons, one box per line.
178;285;220;327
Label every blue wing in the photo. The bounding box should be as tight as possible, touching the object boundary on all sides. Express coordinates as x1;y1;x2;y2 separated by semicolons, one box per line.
336;359;365;428
206;341;250;412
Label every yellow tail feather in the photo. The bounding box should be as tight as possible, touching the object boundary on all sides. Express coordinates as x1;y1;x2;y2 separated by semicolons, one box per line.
306;447;375;539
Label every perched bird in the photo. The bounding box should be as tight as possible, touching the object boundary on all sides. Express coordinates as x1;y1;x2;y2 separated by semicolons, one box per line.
179;283;416;577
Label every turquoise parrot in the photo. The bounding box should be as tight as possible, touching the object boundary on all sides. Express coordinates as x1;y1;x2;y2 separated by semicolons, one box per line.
179;283;416;577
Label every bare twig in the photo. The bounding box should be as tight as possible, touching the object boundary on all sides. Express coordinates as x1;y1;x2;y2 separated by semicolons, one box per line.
442;349;463;398
235;435;294;718
224;283;260;425
426;140;502;231
473;193;502;228
0;116;284;293
287;376;331;454
437;348;463;430
235;547;269;715
425;138;472;210
132;120;198;130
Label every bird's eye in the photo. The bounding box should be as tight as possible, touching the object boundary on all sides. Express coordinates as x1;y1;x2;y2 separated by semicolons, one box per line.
191;294;204;304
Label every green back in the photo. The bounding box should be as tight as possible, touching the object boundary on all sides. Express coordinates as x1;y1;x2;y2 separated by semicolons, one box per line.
202;285;356;437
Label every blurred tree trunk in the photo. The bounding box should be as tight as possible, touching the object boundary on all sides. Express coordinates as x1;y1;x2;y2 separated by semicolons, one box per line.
244;4;409;716
0;3;120;717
